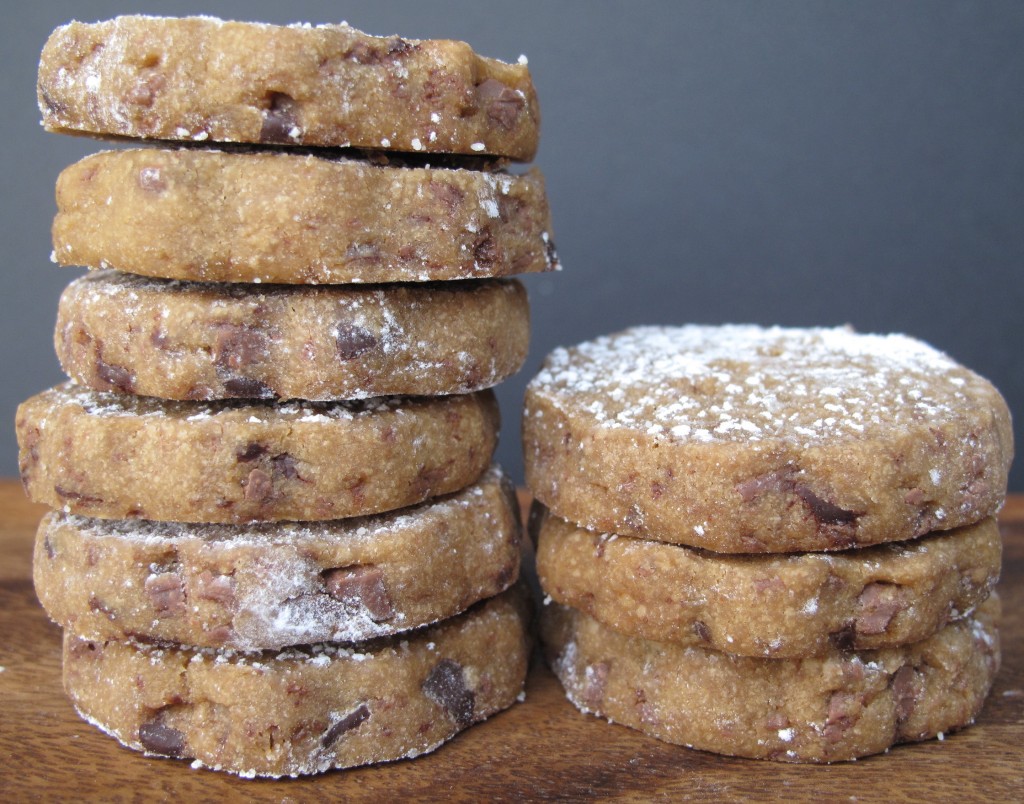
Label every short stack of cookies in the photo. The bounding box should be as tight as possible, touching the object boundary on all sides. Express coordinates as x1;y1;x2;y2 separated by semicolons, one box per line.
524;324;1013;762
18;16;559;777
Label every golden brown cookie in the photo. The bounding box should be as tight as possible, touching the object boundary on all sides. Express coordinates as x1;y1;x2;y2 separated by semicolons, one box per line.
542;594;1000;763
524;325;1013;553
52;148;558;283
38;16;540;159
35;466;521;650
534;505;1001;657
56;270;530;401
17;383;498;523
65;586;530;777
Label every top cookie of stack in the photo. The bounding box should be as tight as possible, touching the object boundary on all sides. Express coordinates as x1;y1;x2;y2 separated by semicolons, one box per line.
21;15;552;777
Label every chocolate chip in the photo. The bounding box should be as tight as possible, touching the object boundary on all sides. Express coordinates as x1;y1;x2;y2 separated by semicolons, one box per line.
43;531;56;560
794;485;860;526
137;166;167;193
345;37;415;65
903;487;926;506
823;691;859;744
53;485;103;506
429;180;466;213
473;228;498;268
127;72;165;108
335;323;378;361
891;665;921;723
422;659;475;727
829;623;857;651
386;37;415;57
145;572;185;614
243;468;273;503
260;92;299;143
138;716;186;757
475;78;525;130
271;452;302;480
735;468;796;503
95;356;136;394
323;565;395;622
38;85;68;117
214;324;268;374
855;583;907;635
693;620;712;643
236;442;269;462
222;377;274;398
195;571;234;604
321;703;371;748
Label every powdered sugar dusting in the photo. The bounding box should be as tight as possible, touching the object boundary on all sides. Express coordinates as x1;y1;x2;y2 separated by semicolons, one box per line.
531;325;985;445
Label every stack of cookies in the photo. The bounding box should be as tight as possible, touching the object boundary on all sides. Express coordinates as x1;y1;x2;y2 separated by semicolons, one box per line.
19;15;559;777
524;324;1013;762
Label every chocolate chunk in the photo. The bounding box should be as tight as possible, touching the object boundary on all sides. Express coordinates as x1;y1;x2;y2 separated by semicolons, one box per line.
195;571;234;604
855;583;907;635
823;691;859;743
829;623;857;651
236;442;269;462
903;487;926;506
137;166;167;193
473;228;498;268
222;377;274;398
429;180;465;212
321;703;371;748
214;324;269;374
271;452;302;480
422;658;475;727
260;92;299;143
145;572;185;614
53;485;103;506
243;468;273;503
95;356;136;394
335;323;378;361
693;620;712;643
735;468;796;503
323;565;395;622
138;716;186;757
794;485;860;526
891;665;921;723
127;72;165;108
475;78;525;130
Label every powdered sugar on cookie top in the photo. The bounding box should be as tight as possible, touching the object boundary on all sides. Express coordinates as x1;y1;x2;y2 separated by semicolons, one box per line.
530;325;984;445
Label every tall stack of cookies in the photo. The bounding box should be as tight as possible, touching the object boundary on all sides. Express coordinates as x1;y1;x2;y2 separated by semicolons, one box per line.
525;325;1013;762
19;16;559;777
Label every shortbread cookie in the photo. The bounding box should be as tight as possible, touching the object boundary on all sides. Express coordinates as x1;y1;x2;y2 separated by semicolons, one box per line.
534;506;1000;657
65;586;530;777
542;594;1000;763
38;16;540;160
17;383;498;522
56;271;530;401
52;148;558;283
36;466;520;650
524;325;1013;553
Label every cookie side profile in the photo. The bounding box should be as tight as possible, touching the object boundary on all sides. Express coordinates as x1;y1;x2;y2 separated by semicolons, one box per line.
65;586;531;777
38;16;540;159
17;383;498;522
36;466;521;650
53;149;558;283
524;325;1013;552
535;505;1000;657
57;271;530;400
542;595;1000;763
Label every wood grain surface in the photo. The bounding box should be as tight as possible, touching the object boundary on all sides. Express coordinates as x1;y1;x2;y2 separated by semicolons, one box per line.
2;482;1022;802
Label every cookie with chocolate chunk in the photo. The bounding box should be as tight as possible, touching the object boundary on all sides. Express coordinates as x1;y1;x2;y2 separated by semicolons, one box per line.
36;466;520;650
38;16;540;159
57;270;530;401
53;148;557;284
524;325;1013;553
17;383;498;523
542;594;1000;763
534;505;1000;658
65;585;530;777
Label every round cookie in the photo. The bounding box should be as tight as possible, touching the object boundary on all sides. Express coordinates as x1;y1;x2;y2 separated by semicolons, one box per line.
534;505;1001;658
57;270;530;401
524;325;1013;553
542;594;1000;763
52;149;558;284
36;466;521;650
17;383;498;523
38;16;540;160
65;586;530;777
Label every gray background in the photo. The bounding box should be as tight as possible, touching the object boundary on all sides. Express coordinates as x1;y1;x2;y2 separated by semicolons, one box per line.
3;1;1022;490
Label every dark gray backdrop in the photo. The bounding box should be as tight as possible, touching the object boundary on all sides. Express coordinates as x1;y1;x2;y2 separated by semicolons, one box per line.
3;1;1022;490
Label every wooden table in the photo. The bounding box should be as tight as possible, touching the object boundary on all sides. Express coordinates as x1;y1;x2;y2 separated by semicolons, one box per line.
2;481;1021;802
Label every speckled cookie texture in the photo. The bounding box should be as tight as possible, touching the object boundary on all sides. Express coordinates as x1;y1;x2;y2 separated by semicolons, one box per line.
35;467;521;650
64;585;530;777
542;594;1000;763
17;383;498;523
56;270;530;401
52;148;558;283
524;325;1013;553
38;16;540;159
534;505;1001;658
